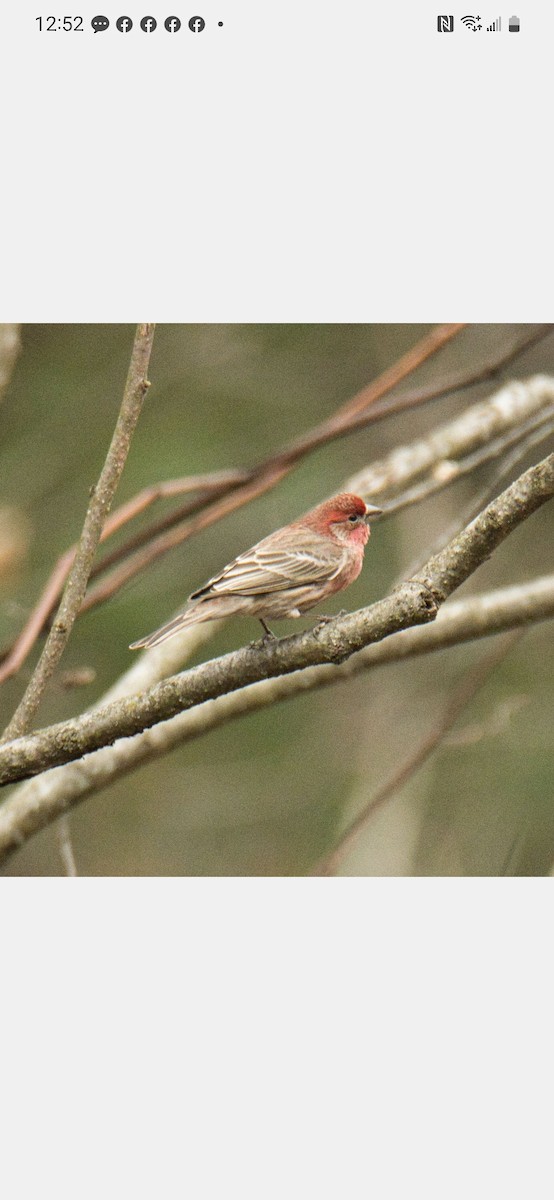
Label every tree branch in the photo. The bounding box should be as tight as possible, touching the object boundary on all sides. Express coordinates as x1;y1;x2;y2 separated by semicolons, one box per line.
71;371;554;612
0;323;155;742
0;323;465;682
93;322;550;569
346;374;554;500
0;451;553;799
4;365;549;694
1;570;552;870
81;326;554;607
71;322;554;580
312;632;522;876
3;326;550;683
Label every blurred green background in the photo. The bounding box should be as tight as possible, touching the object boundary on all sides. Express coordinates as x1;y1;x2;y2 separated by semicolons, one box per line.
1;324;553;875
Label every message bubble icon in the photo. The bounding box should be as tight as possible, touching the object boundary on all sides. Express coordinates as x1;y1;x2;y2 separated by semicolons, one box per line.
91;15;109;32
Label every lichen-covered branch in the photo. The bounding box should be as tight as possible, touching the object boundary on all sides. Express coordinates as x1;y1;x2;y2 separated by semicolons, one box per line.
346;374;554;503
0;451;553;803
1;571;553;869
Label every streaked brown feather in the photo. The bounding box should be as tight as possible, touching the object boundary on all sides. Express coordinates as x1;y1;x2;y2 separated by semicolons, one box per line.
190;527;346;599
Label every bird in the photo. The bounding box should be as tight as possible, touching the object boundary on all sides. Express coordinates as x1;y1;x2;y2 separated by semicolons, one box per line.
129;492;382;649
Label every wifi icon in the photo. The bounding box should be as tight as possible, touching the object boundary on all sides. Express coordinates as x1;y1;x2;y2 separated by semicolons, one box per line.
461;14;482;30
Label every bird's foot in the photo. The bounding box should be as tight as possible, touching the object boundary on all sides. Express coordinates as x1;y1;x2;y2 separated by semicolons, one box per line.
250;633;278;649
314;609;347;630
250;619;278;648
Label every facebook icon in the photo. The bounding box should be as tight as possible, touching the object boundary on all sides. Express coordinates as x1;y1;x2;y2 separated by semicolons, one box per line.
164;15;181;31
188;16;206;32
116;16;132;32
140;15;157;32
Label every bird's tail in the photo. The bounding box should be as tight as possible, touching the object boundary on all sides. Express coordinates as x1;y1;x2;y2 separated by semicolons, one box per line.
129;607;201;650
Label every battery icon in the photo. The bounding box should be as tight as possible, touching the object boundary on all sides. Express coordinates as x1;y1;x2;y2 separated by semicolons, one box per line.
509;15;520;31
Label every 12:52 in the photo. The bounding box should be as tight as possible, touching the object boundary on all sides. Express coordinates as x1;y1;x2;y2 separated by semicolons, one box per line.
35;16;84;31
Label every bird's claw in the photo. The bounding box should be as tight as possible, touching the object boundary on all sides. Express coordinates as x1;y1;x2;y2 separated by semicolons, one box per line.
250;631;278;649
314;609;347;630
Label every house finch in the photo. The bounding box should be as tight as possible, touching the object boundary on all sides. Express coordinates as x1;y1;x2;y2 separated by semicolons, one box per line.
130;492;382;649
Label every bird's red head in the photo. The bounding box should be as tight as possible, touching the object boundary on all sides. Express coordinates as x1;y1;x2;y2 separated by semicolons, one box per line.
300;493;381;545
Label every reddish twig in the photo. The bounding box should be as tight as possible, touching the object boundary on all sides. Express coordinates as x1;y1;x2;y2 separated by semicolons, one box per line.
0;476;245;685
98;469;250;542
1;324;464;680
2;323;550;685
0;549;75;684
82;323;552;590
81;465;291;612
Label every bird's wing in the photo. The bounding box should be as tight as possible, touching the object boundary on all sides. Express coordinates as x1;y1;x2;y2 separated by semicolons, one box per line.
190;530;345;598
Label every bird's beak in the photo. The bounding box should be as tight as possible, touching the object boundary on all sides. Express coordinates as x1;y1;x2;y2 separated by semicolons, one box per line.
364;504;383;522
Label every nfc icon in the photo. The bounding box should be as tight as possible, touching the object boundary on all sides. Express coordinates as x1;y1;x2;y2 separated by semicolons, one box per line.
437;15;454;32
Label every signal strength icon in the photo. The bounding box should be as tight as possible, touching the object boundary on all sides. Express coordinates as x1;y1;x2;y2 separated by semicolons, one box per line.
461;14;482;29
486;16;501;30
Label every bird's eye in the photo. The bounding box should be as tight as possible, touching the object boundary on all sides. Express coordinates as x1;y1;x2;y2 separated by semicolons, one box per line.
348;514;359;522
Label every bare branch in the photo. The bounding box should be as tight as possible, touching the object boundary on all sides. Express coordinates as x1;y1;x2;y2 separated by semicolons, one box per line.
0;550;75;685
0;451;553;804
1;324;155;742
317;322;468;422
75;371;554;615
73;323;554;579
312;632;521;876
97;469;250;542
102;323;548;549
56;815;78;876
2;327;552;870
382;418;554;519
3;326;550;682
346;374;554;500
5;366;550;692
1;571;552;870
0;322;467;681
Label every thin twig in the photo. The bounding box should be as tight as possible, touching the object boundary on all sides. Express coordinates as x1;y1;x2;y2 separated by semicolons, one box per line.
79;331;554;606
0;324;464;681
80;463;292;612
89;377;554;618
382;408;554;518
56;814;78;876
0;550;75;685
312;632;522;876
388;385;554;585
78;323;553;576
100;469;250;538
1;323;155;742
3;324;550;683
77;327;468;605
0;450;553;795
